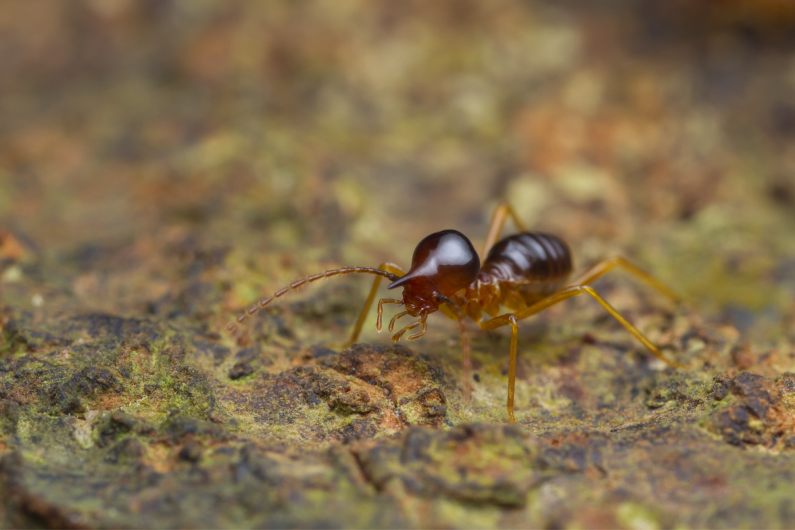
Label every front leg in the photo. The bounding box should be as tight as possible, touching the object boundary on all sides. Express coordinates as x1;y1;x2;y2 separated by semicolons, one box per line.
344;262;405;346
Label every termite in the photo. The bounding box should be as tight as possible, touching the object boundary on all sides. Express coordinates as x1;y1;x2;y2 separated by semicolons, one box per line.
227;203;681;422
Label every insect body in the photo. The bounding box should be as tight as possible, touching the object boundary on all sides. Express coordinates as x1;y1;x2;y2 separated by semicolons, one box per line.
228;203;680;422
465;232;573;319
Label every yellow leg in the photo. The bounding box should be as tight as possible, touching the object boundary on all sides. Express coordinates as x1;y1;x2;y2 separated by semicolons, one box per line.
572;256;680;303
344;262;405;346
437;302;475;399
480;284;681;422
506;315;518;423
484;284;679;367
476;313;519;422
457;317;473;399
377;298;403;331
482;202;528;258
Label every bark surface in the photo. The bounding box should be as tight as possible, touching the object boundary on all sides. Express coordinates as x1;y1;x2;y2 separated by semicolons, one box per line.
1;2;794;528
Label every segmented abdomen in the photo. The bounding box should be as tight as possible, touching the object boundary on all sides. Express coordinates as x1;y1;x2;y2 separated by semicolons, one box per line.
479;232;573;285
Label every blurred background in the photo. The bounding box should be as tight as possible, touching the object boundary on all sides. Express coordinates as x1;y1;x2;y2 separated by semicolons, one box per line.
1;0;794;343
1;3;795;527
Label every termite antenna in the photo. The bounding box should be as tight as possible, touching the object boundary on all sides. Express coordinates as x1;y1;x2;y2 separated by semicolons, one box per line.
225;266;401;335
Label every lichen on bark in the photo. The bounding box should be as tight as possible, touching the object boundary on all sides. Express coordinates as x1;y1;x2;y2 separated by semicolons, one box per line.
1;1;795;528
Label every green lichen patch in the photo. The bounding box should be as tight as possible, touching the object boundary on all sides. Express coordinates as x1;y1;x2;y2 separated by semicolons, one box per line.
1;0;795;527
213;343;449;447
353;424;542;508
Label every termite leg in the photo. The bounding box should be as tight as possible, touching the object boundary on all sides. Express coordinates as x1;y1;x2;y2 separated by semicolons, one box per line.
440;303;474;400
439;304;472;400
572;256;680;303
476;314;519;422
345;262;406;346
458;317;473;399
490;284;680;367
482;202;528;258
506;314;519;423
481;284;681;422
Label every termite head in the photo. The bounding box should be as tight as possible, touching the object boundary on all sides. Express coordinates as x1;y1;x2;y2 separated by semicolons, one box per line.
388;229;480;317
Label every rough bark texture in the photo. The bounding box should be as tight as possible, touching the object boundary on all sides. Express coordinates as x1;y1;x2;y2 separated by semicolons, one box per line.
1;2;794;528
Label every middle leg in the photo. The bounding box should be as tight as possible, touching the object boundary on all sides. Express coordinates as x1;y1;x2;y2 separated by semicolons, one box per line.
437;303;475;399
477;313;519;422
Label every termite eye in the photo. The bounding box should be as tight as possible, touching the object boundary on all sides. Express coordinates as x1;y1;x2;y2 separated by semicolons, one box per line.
388;229;480;296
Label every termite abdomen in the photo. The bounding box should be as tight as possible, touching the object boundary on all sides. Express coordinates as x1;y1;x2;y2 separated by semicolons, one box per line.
479;232;573;284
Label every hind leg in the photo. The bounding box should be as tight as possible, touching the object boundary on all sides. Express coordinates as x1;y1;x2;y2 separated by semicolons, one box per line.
573;256;680;303
482;202;528;258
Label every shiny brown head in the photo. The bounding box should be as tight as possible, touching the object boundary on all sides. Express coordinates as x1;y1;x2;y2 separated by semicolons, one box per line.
388;229;480;316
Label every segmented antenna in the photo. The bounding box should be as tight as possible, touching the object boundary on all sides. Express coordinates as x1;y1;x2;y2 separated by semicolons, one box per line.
225;266;400;335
